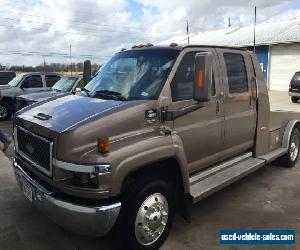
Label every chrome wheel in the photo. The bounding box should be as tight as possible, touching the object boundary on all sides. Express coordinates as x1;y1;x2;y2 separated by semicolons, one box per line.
0;105;8;119
289;133;299;161
135;193;169;246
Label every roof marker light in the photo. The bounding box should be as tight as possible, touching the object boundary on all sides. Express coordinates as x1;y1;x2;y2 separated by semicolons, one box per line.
132;44;145;49
170;43;178;47
145;43;154;47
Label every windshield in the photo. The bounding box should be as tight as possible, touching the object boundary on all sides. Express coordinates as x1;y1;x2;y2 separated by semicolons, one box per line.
8;74;23;87
84;49;179;100
52;77;78;92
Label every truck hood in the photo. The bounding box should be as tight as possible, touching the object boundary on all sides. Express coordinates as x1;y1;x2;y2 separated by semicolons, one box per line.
17;95;127;132
19;91;68;102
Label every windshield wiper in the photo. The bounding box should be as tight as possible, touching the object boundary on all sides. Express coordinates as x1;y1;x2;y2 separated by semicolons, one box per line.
94;90;127;101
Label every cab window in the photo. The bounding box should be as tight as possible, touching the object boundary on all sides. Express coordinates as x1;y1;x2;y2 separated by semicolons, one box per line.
224;53;248;94
46;75;61;87
22;75;43;88
171;52;215;101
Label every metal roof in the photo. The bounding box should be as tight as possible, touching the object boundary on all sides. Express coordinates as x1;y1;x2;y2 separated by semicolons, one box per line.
161;18;300;47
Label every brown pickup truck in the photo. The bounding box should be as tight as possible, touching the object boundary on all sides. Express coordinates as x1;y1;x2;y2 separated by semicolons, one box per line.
12;45;300;249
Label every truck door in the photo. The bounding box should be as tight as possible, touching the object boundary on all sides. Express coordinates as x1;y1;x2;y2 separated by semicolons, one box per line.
219;49;257;158
169;48;224;173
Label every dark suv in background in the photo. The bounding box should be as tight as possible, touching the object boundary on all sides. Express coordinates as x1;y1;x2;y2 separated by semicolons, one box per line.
15;76;84;112
0;72;61;120
289;71;300;103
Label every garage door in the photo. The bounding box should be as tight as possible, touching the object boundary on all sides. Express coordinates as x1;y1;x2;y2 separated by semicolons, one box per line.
269;43;300;91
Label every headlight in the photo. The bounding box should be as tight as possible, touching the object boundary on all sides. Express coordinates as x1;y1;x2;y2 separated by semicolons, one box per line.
53;159;111;191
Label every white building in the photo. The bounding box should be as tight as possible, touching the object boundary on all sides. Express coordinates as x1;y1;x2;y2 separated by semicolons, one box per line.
162;18;300;91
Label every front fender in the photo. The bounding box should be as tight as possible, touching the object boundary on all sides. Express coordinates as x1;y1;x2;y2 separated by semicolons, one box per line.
110;132;190;196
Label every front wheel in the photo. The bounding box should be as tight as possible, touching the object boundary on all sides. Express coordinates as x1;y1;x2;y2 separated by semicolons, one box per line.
117;178;175;250
291;96;299;103
277;128;300;168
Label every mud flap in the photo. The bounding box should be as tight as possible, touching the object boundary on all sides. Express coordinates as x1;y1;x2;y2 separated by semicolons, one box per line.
178;194;192;222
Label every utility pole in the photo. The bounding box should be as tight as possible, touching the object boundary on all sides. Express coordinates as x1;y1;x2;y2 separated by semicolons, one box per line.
43;57;46;72
69;43;72;76
228;17;231;28
253;6;257;54
186;20;190;45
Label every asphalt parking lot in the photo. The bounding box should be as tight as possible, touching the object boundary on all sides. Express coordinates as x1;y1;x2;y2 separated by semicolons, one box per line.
0;91;300;250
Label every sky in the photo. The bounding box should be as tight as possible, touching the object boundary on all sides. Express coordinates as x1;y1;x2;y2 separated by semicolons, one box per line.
0;0;300;67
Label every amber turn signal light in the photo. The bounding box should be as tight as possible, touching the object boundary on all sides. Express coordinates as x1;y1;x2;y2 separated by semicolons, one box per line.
98;137;110;154
196;69;204;87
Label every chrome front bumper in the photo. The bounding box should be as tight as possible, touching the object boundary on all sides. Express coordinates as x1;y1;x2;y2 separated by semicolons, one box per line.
13;160;121;236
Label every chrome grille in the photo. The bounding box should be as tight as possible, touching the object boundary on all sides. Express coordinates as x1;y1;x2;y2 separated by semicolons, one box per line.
15;126;53;176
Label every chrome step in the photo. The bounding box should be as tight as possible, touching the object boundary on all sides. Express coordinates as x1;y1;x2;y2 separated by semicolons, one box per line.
190;156;266;203
258;147;287;163
189;152;252;186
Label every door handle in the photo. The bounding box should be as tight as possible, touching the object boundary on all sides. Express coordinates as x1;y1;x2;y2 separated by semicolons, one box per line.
216;100;220;115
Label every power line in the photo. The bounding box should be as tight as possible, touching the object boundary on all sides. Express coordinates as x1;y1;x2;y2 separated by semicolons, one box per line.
0;49;111;60
3;8;136;29
0;23;150;40
0;16;150;36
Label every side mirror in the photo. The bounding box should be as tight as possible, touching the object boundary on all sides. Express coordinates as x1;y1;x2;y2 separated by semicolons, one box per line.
194;52;213;102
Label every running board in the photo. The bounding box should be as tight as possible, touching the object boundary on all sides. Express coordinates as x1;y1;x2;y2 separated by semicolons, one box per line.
258;147;287;163
190;155;265;203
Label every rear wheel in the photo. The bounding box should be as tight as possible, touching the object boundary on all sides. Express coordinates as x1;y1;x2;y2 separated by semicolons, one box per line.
0;102;12;121
291;96;299;103
117;178;175;250
277;128;300;168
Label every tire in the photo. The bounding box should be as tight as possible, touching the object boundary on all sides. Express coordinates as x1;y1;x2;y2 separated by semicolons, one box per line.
0;102;12;121
291;96;299;103
117;177;175;250
277;128;300;168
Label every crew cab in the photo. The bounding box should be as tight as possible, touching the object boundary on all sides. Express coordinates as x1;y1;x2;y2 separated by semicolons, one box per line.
12;45;300;249
0;72;61;120
15;76;84;112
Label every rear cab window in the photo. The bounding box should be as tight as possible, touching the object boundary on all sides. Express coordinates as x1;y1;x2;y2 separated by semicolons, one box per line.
292;72;300;81
224;53;248;94
46;75;61;87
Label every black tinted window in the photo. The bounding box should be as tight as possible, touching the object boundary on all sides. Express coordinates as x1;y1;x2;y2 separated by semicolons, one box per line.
293;72;300;81
22;75;43;88
171;52;216;101
224;53;248;94
46;75;61;87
